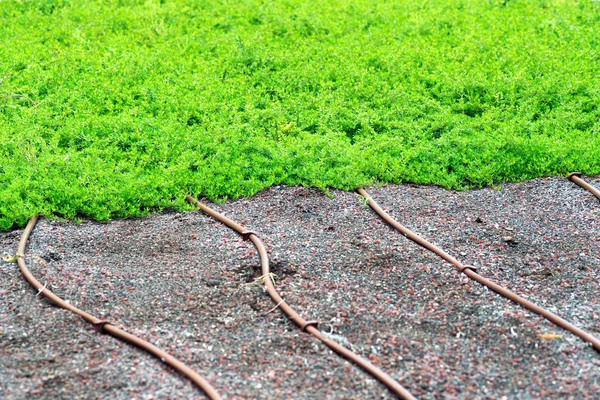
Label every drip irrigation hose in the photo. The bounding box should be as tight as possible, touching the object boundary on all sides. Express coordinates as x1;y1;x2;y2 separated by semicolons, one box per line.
358;188;600;352
569;173;600;201
186;195;417;400
16;216;222;400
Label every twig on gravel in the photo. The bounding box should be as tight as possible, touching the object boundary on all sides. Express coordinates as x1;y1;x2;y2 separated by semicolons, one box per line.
3;253;47;266
263;299;285;315
246;273;277;287
36;282;47;297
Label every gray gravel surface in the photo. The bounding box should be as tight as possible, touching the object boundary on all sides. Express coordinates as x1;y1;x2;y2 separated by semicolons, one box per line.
1;177;599;399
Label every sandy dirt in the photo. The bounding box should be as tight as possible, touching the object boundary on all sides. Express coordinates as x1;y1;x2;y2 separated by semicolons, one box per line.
1;177;599;399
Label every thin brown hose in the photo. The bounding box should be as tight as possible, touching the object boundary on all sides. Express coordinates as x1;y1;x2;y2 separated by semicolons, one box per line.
358;188;600;352
16;216;222;400
186;195;417;400
569;173;600;201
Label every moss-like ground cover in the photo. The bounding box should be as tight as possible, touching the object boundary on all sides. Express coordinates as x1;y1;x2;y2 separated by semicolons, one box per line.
1;0;599;230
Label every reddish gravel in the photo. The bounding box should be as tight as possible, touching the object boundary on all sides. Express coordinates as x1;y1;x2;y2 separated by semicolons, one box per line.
1;176;599;399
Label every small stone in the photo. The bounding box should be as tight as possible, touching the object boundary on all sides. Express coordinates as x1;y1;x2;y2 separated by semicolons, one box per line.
503;236;517;243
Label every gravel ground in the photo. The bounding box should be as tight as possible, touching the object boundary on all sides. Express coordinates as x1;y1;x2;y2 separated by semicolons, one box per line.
1;177;599;399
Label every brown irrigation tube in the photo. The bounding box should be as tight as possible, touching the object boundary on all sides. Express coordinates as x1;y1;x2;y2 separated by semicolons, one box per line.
186;195;417;400
17;216;222;400
357;188;600;352
569;173;600;201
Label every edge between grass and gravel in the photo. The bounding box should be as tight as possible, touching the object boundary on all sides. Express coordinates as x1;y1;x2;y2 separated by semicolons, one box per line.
1;0;600;231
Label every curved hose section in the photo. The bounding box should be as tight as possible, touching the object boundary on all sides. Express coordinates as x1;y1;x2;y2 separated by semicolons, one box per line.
17;216;222;400
569;173;600;201
186;196;416;400
358;188;600;352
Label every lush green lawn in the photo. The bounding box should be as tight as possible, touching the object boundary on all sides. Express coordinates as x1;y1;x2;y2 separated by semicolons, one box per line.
1;0;599;230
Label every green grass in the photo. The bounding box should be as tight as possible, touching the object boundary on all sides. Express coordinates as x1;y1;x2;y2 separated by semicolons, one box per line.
1;0;599;230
